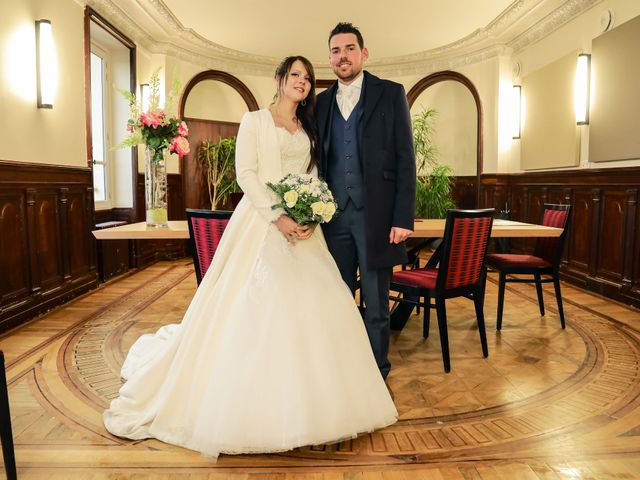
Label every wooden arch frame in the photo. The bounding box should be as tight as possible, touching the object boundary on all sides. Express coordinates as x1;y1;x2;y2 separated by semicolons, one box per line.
178;70;259;117
406;71;483;198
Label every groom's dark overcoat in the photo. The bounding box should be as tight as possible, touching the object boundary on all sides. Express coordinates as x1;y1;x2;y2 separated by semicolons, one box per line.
316;71;416;270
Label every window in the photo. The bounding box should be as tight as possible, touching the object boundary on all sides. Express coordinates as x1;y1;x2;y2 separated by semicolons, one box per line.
90;47;111;207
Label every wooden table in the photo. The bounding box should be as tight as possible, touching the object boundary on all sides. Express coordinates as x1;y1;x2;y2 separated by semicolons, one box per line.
92;218;562;240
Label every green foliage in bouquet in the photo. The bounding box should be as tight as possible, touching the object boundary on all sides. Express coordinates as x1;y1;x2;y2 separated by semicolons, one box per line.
267;173;337;225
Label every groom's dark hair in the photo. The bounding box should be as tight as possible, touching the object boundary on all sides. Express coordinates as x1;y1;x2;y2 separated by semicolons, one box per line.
328;22;364;49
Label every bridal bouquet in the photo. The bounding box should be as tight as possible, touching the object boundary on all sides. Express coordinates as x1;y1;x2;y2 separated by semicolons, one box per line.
267;174;338;224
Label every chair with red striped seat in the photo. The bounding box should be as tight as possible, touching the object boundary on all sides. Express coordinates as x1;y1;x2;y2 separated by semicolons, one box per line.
486;203;571;330
390;209;495;372
186;209;233;285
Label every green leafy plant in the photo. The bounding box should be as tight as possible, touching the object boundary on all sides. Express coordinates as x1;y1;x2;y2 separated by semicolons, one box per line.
413;107;439;174
415;164;455;219
412;108;455;218
198;137;240;210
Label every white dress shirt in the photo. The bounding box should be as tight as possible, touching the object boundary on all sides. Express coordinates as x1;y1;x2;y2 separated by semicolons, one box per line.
336;73;364;120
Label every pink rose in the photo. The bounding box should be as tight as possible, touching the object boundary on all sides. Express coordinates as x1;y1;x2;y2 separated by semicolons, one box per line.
140;111;164;128
170;136;190;156
178;121;189;136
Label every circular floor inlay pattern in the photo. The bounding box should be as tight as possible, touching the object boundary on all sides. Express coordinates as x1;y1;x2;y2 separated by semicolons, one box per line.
57;262;640;466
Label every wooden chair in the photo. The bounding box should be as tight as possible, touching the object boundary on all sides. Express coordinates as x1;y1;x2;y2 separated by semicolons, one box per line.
0;351;17;480
390;209;495;372
486;203;571;330
186;209;233;285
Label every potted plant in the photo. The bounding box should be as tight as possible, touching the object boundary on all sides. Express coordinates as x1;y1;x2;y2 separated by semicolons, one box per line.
412;108;455;219
198;137;241;210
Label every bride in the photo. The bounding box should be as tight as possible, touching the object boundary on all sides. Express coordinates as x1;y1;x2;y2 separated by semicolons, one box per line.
103;55;398;459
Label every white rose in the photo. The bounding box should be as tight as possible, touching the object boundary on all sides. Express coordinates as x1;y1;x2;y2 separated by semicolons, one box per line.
311;201;325;216
283;190;298;208
299;184;309;193
322;202;337;222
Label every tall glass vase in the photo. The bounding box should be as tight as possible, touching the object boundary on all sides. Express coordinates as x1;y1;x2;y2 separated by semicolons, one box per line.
145;148;168;227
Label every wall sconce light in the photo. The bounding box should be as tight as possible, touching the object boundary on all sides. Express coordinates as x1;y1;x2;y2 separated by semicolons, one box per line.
140;83;150;112
512;85;521;139
35;19;54;109
575;53;591;125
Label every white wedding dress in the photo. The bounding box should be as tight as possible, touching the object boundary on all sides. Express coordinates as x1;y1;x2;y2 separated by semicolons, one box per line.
103;122;398;459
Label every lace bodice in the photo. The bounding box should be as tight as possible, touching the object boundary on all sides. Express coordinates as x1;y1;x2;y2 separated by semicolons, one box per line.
276;128;311;175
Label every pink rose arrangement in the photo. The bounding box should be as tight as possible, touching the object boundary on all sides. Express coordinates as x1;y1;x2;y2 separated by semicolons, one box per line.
118;69;190;162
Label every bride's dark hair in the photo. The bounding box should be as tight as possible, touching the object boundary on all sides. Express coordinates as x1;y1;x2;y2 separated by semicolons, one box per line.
273;56;318;173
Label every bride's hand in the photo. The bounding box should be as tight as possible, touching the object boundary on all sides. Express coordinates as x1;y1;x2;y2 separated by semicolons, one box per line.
295;223;316;241
274;215;300;244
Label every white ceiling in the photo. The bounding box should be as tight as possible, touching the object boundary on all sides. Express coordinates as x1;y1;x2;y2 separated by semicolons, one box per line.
161;0;516;61
87;0;600;75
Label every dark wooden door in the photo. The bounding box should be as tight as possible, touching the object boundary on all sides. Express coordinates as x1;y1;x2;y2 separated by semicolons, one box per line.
180;118;239;212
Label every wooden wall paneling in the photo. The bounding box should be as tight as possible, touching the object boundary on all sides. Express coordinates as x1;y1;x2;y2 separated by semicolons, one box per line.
596;189;628;284
25;188;40;296
0;189;30;305
633;190;640;296
478;168;640;308
181;119;240;211
565;189;592;275
451;176;477;209
59;187;71;280
590;188;602;279
622;189;637;292
510;186;530;251
68;188;92;278
35;189;63;291
0;161;98;333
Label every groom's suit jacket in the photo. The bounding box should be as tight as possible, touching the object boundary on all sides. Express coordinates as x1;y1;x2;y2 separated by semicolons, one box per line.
317;71;416;269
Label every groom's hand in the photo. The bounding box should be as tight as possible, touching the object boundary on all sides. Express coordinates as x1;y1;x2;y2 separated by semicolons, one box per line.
389;227;412;244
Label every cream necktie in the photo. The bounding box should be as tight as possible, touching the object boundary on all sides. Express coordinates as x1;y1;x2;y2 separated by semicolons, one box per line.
338;86;359;120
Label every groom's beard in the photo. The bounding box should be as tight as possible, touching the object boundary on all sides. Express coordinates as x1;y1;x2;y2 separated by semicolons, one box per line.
332;58;362;83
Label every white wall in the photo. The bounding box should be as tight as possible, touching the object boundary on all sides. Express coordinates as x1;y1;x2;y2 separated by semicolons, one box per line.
512;0;640;171
0;0;86;167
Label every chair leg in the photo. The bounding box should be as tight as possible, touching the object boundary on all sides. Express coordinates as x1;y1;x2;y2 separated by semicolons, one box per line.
534;273;545;316
0;352;17;480
435;297;450;373
496;272;506;331
553;274;566;329
474;292;489;358
422;294;431;338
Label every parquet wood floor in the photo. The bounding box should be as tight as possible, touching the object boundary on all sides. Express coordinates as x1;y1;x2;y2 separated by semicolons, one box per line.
2;259;640;479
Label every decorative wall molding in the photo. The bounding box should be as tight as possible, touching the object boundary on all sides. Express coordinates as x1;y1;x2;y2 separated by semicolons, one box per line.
508;0;603;53
84;0;603;77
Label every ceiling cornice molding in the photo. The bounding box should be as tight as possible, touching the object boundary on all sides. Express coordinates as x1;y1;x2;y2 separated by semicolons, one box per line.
508;0;603;52
86;0;155;46
84;0;604;78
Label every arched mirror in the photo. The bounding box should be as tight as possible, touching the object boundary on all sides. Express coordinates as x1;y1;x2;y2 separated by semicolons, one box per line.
407;71;482;208
179;71;258;210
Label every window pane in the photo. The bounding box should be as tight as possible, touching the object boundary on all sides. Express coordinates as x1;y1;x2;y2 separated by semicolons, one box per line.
91;51;108;204
90;53;105;163
93;164;106;202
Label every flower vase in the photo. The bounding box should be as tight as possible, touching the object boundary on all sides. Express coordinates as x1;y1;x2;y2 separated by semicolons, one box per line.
144;148;168;227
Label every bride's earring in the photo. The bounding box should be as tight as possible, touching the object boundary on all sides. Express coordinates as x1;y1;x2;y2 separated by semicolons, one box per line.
301;99;307;107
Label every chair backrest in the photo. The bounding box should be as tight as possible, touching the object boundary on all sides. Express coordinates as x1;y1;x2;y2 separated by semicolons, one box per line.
186;209;233;285
437;209;495;291
534;203;571;267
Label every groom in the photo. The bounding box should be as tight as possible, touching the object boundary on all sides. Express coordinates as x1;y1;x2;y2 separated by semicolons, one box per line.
317;22;416;379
